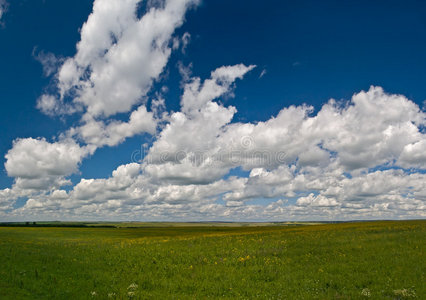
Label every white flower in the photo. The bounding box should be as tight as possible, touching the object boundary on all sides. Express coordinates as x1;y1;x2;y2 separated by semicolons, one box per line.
127;291;135;298
127;283;138;291
361;288;371;297
393;289;416;298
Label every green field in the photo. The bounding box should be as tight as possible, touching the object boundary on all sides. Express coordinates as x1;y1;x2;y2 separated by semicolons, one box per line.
0;221;424;299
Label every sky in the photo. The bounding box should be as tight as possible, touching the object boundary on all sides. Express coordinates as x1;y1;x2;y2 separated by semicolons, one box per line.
0;0;425;221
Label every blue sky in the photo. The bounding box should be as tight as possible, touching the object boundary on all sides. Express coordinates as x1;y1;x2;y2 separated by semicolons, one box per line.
0;0;425;221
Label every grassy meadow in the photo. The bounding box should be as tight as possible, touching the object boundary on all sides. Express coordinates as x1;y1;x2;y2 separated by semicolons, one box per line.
0;220;424;299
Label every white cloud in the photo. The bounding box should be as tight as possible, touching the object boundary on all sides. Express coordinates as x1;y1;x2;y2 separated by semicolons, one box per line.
296;193;339;207
6;166;425;220
214;86;425;173
18;81;422;221
1;0;425;220
0;188;14;211
68;105;157;147
36;94;81;117
318;87;425;171
137;84;424;219
397;139;426;169
4;66;426;220
33;0;200;168
71;163;141;203
0;0;8;23
39;0;199;118
7;0;201;212
180;64;256;114
32;48;63;77
144;64;255;184
181;32;191;53
4;138;91;191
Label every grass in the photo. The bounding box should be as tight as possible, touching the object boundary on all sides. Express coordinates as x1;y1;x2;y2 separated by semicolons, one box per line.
0;220;424;299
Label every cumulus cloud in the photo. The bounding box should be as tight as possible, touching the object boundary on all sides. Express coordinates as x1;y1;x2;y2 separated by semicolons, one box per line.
39;0;199;118
1;0;425;221
33;0;200;165
3;62;426;220
68;105;157;147
10;80;425;221
144;64;255;184
4;138;91;191
296;193;339;207
32;48;63;77
36;94;81;117
0;188;14;211
1;0;201;217
397;140;426;169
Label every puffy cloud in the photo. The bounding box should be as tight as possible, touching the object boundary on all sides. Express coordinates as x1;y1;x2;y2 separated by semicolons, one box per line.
136;84;424;220
397;139;426;169
6;79;426;220
34;0;200;164
1;0;201;217
7;166;425;221
181;64;256;114
316;87;425;171
32;48;63;77
218;86;425;172
4;138;91;191
26;82;422;221
223;166;297;202
9;0;200;214
145;83;425;202
72;163;141;202
51;79;426;220
145;64;255;184
39;0;199;118
296;193;339;207
0;188;14;211
36;94;80;117
3;14;426;222
69;105;157;147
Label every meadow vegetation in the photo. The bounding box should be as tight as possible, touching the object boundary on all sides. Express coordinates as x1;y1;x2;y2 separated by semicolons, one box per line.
0;220;424;299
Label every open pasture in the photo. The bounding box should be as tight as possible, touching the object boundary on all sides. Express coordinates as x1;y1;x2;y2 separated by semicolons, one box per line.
0;221;424;299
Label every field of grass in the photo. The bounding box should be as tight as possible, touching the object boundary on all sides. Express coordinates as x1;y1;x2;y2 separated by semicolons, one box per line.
0;220;424;299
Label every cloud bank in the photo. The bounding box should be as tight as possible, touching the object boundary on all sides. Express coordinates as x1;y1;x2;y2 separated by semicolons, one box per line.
1;0;425;221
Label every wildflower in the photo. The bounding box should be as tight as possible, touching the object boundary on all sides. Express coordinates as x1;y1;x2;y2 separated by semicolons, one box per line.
393;289;416;298
238;255;251;262
361;288;371;297
127;291;135;298
128;283;138;290
90;291;97;297
108;292;116;298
